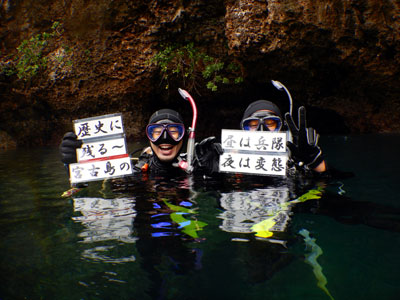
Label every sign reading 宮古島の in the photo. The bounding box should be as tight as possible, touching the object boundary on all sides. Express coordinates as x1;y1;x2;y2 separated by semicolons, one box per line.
68;113;133;184
219;129;288;176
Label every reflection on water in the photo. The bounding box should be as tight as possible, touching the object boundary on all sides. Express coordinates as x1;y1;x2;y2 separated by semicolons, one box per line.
219;187;291;240
72;196;137;263
72;197;137;243
81;245;136;264
1;136;400;300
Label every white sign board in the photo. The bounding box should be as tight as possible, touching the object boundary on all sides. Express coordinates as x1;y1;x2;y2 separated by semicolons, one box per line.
219;152;287;176
74;114;124;140
69;155;132;184
219;129;288;176
221;129;287;153
77;137;127;162
69;113;133;184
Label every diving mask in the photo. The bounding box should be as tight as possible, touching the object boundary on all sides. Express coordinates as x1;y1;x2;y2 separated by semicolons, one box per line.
240;112;283;132
146;122;185;145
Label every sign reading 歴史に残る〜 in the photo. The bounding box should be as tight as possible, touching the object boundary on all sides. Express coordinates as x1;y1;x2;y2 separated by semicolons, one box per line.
69;113;133;184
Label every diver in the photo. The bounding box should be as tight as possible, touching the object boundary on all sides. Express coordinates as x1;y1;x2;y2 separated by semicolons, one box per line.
133;108;188;176
240;99;327;176
59;108;222;178
133;108;222;176
214;98;329;245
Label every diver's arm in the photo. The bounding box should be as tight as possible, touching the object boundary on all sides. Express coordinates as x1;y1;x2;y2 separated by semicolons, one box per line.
285;107;326;173
313;160;327;173
131;146;152;172
193;136;223;176
59;132;82;165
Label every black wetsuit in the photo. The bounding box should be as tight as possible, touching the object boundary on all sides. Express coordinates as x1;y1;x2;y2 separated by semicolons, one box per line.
132;148;187;177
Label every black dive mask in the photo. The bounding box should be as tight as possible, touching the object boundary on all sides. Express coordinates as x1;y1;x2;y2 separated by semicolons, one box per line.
146;123;185;145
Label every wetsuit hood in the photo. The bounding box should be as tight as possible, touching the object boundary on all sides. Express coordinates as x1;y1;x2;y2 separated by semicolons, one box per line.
148;109;184;124
242;100;282;120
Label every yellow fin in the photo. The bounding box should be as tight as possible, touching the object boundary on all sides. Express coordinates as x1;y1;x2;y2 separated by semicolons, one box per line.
251;218;276;238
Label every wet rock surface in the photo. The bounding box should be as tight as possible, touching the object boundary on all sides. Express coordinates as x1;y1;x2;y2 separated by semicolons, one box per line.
1;0;399;147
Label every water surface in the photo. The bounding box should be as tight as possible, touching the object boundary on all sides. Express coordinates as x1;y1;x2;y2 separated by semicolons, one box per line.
0;135;399;300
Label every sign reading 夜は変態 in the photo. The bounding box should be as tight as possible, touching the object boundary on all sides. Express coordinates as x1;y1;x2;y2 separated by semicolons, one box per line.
219;129;288;176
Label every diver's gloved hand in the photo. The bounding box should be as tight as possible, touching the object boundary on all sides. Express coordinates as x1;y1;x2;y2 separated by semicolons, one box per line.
193;136;223;175
285;106;323;169
59;132;82;164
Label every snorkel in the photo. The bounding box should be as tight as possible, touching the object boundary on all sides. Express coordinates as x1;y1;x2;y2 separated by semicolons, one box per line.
271;80;294;142
178;88;198;173
271;80;293;116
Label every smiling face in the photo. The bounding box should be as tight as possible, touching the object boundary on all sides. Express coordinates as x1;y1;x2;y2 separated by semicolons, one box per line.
150;140;183;162
146;109;185;163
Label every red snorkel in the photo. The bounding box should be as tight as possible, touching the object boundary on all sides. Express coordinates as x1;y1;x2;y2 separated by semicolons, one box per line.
178;88;198;173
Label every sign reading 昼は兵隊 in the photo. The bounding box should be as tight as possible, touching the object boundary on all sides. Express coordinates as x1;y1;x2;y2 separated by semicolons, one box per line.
69;113;133;184
219;129;288;176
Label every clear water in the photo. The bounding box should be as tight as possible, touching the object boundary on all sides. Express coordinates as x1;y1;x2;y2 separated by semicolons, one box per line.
0;135;399;300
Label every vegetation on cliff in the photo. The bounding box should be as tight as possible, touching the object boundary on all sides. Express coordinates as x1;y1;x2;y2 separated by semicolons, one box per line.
1;0;400;149
148;42;243;92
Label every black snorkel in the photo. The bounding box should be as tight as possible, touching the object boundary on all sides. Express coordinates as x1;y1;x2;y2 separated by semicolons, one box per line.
271;80;293;116
271;80;294;142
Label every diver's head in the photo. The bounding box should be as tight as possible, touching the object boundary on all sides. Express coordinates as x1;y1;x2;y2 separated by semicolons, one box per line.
240;100;283;132
146;109;185;162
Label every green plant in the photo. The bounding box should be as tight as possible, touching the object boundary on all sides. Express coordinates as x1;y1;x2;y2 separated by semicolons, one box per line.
9;21;63;81
83;49;92;63
149;43;243;93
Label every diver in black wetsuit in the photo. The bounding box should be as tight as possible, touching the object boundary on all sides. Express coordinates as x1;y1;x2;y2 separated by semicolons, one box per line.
133;108;222;176
59;108;222;178
60;109;215;298
132;108;188;176
239;99;328;176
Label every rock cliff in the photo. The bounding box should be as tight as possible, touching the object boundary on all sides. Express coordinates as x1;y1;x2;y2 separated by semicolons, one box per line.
1;0;399;149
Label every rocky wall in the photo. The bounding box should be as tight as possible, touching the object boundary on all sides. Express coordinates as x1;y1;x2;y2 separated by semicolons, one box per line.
1;0;400;149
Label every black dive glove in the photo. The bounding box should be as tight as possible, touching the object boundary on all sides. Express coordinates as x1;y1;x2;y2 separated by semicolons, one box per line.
59;132;82;164
285;106;323;169
193;136;223;175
